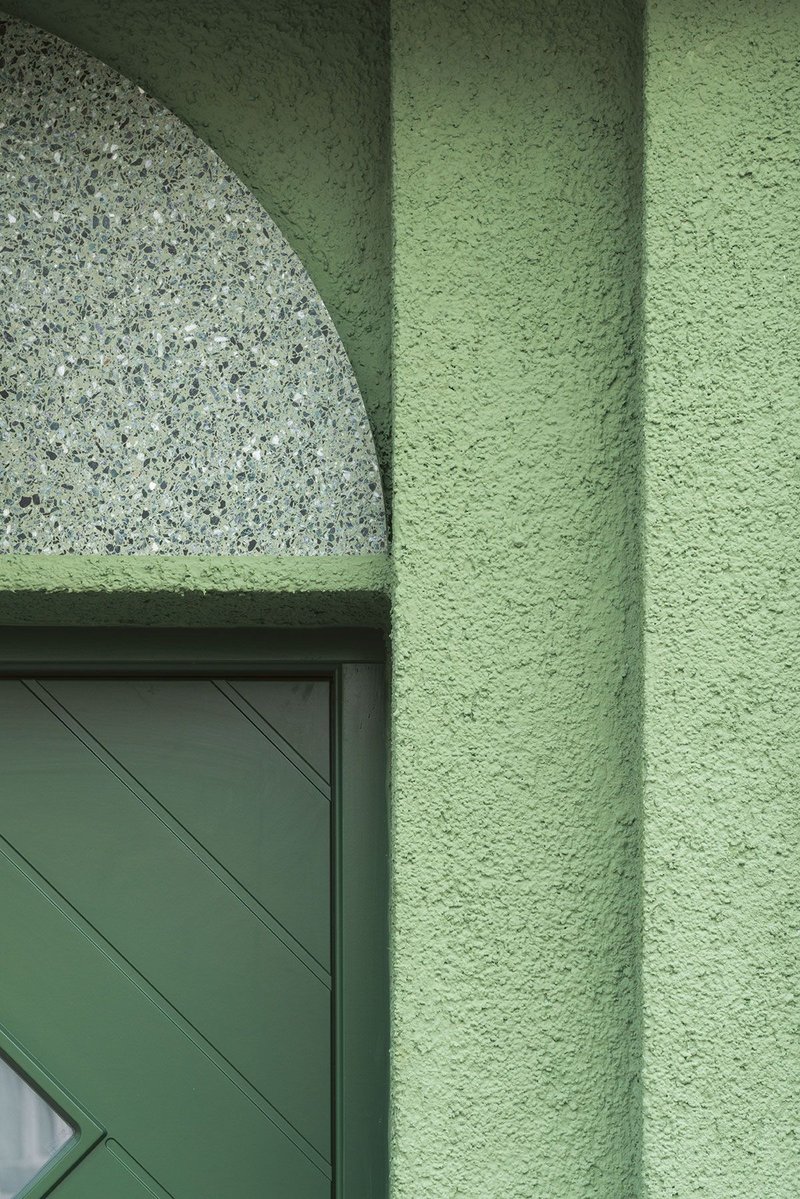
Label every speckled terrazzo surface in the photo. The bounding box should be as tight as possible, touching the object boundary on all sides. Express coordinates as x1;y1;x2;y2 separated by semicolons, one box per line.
0;14;387;554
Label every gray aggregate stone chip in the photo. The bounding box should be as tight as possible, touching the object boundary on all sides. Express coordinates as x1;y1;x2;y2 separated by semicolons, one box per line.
0;14;387;554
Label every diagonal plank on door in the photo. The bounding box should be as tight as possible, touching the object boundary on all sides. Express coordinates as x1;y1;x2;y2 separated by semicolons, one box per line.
0;681;333;1165
0;831;328;1177
51;1139;174;1199
41;679;332;967
0;851;330;1197
26;681;327;983
218;678;332;784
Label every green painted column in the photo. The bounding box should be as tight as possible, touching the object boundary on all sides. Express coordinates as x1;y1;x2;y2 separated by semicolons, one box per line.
391;1;644;1193
642;2;800;1194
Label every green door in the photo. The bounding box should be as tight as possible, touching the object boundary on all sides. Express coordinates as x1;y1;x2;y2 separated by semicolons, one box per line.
0;648;384;1199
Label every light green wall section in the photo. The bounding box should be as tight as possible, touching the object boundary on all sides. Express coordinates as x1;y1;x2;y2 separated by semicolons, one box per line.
390;2;644;1194
642;3;800;1195
0;555;390;626
2;0;392;497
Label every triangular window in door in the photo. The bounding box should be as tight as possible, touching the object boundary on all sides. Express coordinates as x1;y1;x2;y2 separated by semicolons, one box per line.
0;1054;75;1199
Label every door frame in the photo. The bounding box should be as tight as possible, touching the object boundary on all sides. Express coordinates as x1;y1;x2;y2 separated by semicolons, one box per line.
0;627;388;1199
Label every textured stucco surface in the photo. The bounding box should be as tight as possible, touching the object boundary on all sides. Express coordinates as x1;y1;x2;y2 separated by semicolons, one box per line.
390;2;644;1194
3;1;797;1193
2;0;392;501
642;3;800;1194
0;554;390;626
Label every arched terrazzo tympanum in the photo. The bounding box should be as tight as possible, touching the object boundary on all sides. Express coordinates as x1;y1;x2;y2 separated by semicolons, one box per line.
0;14;387;554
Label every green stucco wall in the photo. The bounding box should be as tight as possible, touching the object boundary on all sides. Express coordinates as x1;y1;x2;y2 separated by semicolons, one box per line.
2;0;392;495
390;1;644;1194
0;555;390;626
642;2;800;1194
2;2;798;1196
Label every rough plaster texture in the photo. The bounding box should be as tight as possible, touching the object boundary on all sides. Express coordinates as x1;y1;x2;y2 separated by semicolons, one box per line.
2;0;392;502
642;2;800;1194
390;2;644;1194
0;554;389;626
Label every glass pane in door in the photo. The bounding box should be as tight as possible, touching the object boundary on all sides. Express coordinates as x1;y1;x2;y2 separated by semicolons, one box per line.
0;1054;75;1198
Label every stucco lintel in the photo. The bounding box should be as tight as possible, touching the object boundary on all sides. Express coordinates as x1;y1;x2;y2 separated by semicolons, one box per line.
0;554;391;627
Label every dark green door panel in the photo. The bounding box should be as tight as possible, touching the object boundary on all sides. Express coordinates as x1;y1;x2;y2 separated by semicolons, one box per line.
231;678;331;783
0;843;330;1198
50;1141;173;1199
42;678;332;967
0;680;331;1157
0;636;388;1199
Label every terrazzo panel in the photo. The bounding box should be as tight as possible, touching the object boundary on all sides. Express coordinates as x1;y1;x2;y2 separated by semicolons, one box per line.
0;14;387;554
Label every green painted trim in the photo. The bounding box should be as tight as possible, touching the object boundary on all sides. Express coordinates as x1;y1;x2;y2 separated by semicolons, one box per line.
0;555;391;628
335;664;389;1198
0;627;386;669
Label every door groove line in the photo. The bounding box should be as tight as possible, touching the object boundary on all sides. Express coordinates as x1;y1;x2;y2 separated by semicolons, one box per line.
0;834;333;1179
49;1136;109;1197
106;1140;176;1199
213;680;331;797
24;680;331;984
